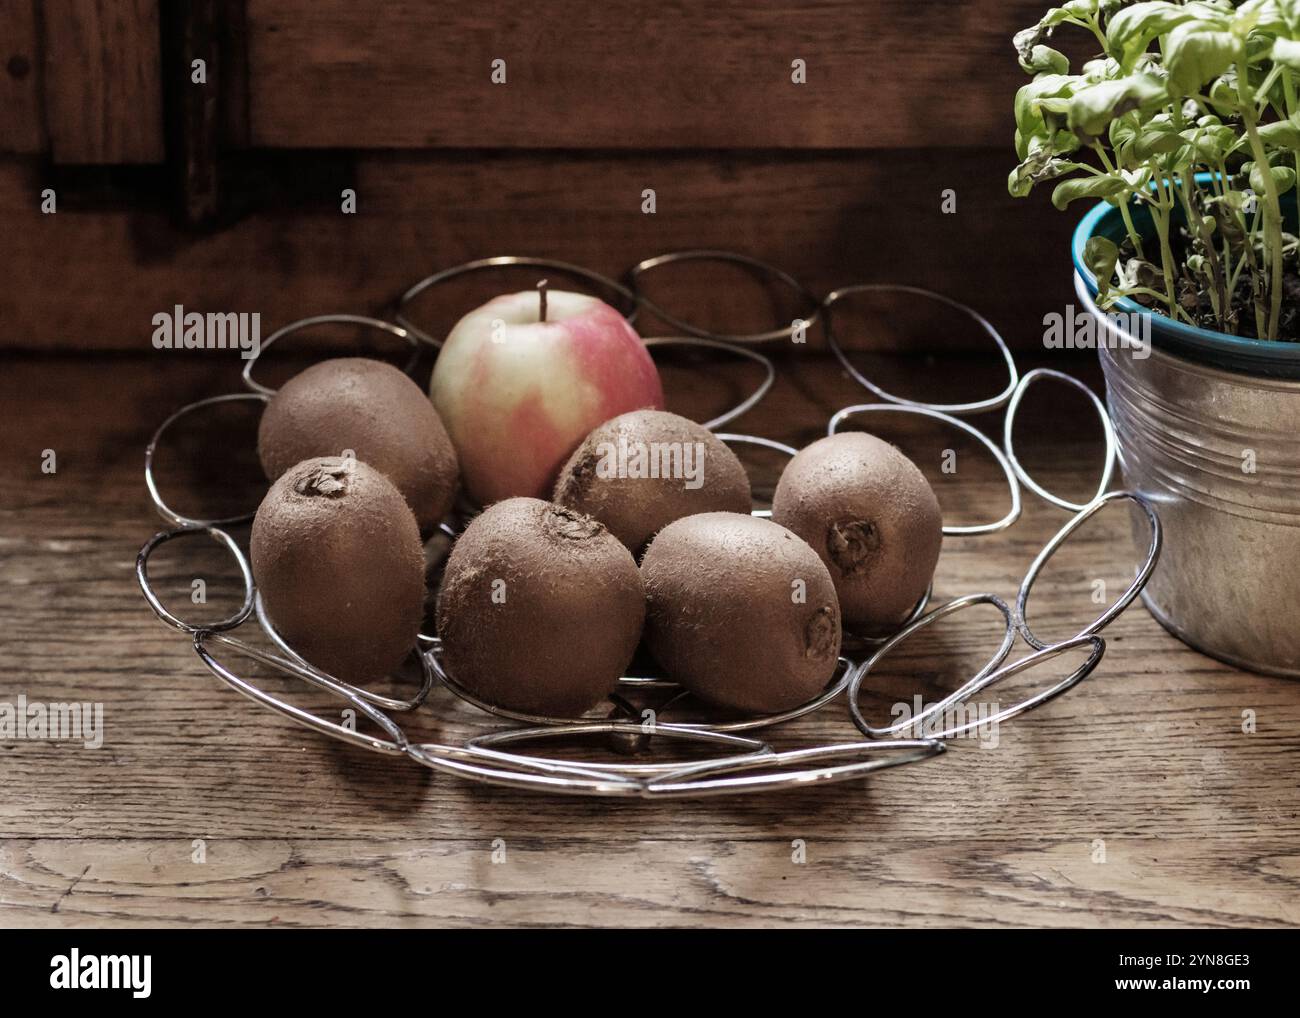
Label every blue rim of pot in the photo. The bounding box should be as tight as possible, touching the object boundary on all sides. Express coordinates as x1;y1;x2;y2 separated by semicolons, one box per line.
1072;174;1300;379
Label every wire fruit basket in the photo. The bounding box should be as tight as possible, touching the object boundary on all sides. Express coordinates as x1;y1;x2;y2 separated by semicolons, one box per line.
136;251;1161;797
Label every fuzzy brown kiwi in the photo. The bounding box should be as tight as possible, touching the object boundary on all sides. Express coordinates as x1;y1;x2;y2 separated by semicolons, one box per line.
640;512;841;714
771;432;942;632
553;409;751;553
436;497;645;717
251;456;426;683
257;357;459;534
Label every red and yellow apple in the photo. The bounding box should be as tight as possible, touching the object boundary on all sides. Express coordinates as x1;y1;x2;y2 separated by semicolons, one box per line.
429;288;664;504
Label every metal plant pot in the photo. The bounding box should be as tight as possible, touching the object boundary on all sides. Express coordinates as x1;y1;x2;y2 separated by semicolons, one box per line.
1072;197;1300;677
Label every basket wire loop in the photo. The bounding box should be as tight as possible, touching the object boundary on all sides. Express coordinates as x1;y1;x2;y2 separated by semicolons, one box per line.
467;722;773;777
242;314;419;397
862;635;1107;743
145;392;269;529
627;250;821;344
848;593;1016;740
642;336;776;430
1016;491;1162;651
1004;368;1118;512
194;632;409;755
644;739;947;796
136;525;255;634
822;283;1019;415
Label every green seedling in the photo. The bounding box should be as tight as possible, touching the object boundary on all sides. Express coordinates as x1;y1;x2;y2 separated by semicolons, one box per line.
1011;0;1300;340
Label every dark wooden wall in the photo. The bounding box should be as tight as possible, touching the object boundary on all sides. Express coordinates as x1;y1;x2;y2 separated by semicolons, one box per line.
0;0;1078;351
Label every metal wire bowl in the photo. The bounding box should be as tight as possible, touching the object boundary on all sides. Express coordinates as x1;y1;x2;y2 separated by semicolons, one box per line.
136;251;1161;797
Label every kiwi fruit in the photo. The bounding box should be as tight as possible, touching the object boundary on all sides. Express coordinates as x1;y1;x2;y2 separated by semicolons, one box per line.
771;432;942;632
553;409;751;552
640;512;841;714
436;497;645;717
258;357;459;534
251;456;426;683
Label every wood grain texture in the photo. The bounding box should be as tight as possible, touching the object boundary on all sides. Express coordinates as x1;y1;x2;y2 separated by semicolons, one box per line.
0;0;44;154
0;148;1075;350
41;0;164;163
244;0;1050;149
2;351;1298;928
159;0;228;225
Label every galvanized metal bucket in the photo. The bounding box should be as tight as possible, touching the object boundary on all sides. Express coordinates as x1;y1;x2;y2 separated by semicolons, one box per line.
1072;271;1300;677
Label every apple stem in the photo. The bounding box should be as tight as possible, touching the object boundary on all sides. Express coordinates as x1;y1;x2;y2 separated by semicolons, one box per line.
537;279;548;323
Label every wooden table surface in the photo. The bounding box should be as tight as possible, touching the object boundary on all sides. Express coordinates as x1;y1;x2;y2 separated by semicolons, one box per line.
2;346;1298;929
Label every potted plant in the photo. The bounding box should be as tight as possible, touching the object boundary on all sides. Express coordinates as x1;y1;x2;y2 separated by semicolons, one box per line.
1011;0;1300;675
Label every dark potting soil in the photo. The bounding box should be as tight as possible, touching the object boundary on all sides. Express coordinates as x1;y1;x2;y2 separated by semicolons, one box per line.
1119;228;1300;342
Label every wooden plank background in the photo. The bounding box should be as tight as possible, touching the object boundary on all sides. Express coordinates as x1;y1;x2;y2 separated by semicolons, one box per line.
0;0;1090;352
244;0;1049;149
0;1;45;154
0;149;1074;350
5;0;1065;158
40;0;165;163
2;349;1299;927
